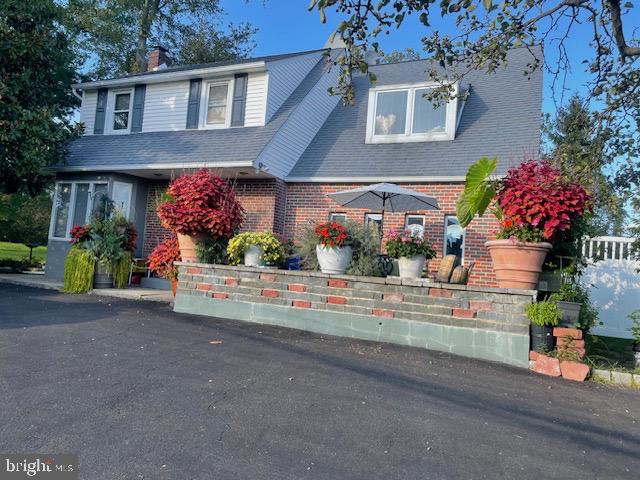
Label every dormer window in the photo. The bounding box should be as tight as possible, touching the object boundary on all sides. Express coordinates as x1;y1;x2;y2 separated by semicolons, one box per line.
201;80;232;128
366;82;458;143
110;89;133;133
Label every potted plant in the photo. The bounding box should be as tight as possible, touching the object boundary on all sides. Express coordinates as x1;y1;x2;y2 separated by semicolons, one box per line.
549;283;582;327
314;221;353;274
628;310;640;368
526;300;561;352
227;232;284;267
385;229;436;278
456;158;590;289
148;237;181;296
157;170;245;262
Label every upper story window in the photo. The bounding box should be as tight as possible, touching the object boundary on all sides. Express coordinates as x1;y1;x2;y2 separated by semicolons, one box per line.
201;80;232;128
366;82;458;144
110;89;133;133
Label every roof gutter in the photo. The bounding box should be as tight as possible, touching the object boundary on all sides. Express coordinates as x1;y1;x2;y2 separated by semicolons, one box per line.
72;61;267;90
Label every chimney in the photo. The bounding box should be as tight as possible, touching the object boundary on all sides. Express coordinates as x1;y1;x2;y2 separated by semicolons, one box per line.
147;45;170;71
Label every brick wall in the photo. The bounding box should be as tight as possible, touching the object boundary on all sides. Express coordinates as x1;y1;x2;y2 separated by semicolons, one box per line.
143;179;499;287
285;183;500;286
175;263;533;367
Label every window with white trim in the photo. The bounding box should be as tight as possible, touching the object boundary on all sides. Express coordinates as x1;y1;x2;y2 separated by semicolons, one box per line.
111;90;133;132
405;215;425;238
366;82;458;143
365;213;383;233
49;182;109;239
329;213;347;224
201;80;232;128
444;215;465;263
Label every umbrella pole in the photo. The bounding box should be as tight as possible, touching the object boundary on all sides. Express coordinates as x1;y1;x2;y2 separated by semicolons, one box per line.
379;196;386;251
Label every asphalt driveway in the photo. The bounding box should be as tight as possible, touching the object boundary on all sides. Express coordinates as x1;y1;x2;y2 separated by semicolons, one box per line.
1;284;638;479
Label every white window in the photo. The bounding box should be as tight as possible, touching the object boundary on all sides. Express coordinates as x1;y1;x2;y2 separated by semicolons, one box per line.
111;182;133;218
201;80;232;128
405;215;425;238
366;82;458;143
109;89;133;133
49;182;109;240
329;213;347;224
365;213;383;233
444;216;465;263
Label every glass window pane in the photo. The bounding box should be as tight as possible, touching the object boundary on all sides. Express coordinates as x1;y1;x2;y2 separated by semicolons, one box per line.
206;106;226;124
112;182;133;218
208;84;228;105
330;213;347;224
413;88;447;134
445;216;465;261
91;184;109;217
53;183;72;237
72;183;90;227
113;112;128;130
115;93;130;111
374;91;407;135
406;216;425;237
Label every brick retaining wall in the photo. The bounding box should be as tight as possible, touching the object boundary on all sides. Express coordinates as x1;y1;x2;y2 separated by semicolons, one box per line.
174;263;535;367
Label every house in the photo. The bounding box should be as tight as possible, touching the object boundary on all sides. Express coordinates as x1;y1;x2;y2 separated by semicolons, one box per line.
46;43;543;286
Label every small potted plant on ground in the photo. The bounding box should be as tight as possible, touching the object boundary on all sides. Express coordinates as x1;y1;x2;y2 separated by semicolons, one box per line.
549;283;582;327
226;232;284;267
628;310;640;368
148;237;181;296
526;300;561;352
157;170;245;262
314;221;353;274
385;229;436;279
456;158;590;289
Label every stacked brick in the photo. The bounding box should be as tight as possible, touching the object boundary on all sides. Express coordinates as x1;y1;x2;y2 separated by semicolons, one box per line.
176;263;534;334
529;327;589;382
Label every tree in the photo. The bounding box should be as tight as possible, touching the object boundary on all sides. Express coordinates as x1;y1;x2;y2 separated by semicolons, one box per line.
0;0;80;195
543;94;625;235
64;0;257;78
379;48;422;64
0;193;52;246
309;0;639;195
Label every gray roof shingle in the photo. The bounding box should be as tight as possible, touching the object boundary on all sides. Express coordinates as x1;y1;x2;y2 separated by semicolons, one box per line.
287;46;543;179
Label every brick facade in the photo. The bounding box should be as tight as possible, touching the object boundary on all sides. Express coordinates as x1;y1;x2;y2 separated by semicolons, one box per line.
142;179;499;286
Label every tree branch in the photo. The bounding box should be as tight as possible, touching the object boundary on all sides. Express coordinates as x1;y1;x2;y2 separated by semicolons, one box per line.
607;0;640;58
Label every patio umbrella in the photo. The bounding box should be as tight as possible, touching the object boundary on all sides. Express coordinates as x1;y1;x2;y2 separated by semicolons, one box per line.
328;183;440;240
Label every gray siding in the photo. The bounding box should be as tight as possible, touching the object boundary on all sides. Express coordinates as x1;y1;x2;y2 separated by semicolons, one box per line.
265;52;323;121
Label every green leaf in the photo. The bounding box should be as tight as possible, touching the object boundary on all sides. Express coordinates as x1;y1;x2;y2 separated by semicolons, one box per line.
483;0;492;10
455;157;499;228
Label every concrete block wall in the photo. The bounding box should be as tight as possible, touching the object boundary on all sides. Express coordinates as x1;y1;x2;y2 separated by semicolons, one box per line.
174;263;535;367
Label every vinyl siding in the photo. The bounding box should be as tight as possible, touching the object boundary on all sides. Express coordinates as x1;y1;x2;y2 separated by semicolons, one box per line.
265;52;323;121
244;71;267;127
80;90;97;135
142;81;190;132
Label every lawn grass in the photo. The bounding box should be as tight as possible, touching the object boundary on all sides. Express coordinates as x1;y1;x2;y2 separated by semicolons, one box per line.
0;242;48;262
586;334;635;371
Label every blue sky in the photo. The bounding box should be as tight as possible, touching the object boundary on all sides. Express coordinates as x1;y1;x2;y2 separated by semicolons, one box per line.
220;0;612;118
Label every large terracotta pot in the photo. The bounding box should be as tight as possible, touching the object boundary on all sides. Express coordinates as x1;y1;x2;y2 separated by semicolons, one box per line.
485;239;552;290
316;245;353;274
177;233;204;263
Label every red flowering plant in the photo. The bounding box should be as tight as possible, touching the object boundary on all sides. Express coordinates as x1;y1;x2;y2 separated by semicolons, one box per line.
314;221;351;248
157;170;245;237
147;237;181;280
69;225;92;245
456;157;591;243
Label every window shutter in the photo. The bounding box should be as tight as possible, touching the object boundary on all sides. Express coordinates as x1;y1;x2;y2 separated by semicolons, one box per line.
93;88;108;134
186;79;202;129
130;85;146;133
230;73;248;127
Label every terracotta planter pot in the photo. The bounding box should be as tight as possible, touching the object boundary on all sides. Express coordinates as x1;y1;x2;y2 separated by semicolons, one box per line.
171;278;178;297
177;233;204;263
485;239;552;290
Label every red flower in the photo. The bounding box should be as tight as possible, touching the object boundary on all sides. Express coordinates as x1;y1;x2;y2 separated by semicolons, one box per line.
147;237;181;280
315;221;350;247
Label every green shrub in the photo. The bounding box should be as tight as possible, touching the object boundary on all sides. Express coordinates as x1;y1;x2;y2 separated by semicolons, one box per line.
112;251;131;289
63;248;95;293
628;310;640;344
197;237;229;264
526;301;561;327
227;232;284;266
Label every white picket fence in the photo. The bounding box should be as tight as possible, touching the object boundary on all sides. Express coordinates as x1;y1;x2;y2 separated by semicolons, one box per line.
581;236;639;339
